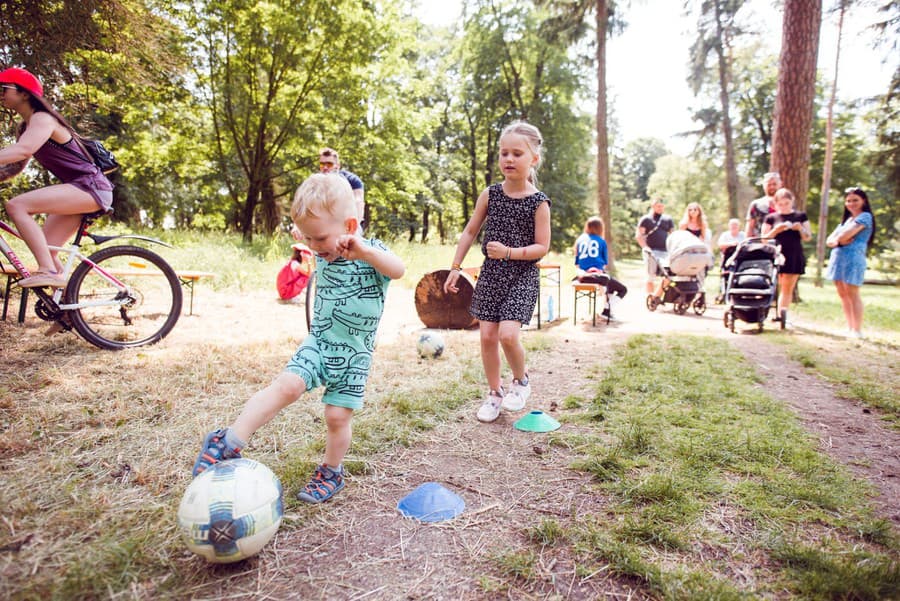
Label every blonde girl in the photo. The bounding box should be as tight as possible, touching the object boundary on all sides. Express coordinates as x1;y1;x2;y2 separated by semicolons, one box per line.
762;188;811;327
444;121;551;423
679;202;711;248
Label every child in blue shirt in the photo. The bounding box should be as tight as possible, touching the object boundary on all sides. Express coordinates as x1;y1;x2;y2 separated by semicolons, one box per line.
574;216;628;319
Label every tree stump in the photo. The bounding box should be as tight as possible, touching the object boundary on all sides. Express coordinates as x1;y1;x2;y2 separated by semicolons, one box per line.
414;269;478;329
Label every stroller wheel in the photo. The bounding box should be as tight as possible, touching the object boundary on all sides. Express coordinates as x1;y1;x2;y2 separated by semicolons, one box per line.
674;302;689;315
692;298;706;315
646;294;660;312
758;321;765;333
723;310;735;333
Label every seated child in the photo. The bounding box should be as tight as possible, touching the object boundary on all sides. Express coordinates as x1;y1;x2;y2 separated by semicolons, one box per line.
192;173;405;503
276;242;313;300
574;216;628;319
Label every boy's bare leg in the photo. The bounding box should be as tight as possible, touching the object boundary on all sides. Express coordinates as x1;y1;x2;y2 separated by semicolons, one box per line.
323;405;354;468
231;372;307;442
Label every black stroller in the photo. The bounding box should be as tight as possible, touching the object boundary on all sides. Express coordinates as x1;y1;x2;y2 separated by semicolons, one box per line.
646;231;713;315
721;238;784;332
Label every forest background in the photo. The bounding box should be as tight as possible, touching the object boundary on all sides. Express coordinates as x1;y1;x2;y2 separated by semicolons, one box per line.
0;0;897;274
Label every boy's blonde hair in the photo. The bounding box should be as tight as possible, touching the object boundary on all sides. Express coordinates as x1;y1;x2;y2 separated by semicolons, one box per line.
291;173;356;224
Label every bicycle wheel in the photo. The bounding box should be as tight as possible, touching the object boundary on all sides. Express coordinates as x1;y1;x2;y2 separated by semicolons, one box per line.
65;245;183;350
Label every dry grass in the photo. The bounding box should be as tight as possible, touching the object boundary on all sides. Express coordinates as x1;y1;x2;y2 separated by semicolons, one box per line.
2;249;899;600
0;284;480;599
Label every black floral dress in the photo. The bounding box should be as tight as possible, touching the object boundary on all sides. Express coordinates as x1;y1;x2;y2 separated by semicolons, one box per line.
764;211;808;274
470;184;551;324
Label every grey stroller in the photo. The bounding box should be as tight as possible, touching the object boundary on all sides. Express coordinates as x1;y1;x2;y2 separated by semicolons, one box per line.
646;231;713;315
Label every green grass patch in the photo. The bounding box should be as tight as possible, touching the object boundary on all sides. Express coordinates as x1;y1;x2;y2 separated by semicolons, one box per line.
526;518;568;546
773;336;900;426
771;541;900;600
559;335;898;599
491;548;537;580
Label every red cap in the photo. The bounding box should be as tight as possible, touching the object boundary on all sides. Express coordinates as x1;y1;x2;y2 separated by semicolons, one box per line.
0;67;43;97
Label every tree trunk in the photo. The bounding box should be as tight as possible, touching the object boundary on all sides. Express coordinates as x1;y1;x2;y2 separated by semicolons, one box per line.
421;203;430;243
595;0;613;268
815;1;845;286
714;0;740;219
465;115;477;224
240;181;261;242
414;270;479;329
260;168;280;234
771;0;823;211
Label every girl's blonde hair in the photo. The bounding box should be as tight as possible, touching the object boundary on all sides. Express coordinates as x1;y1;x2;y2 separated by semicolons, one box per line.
584;215;604;237
679;202;709;239
291;173;356;225
500;120;543;185
774;187;795;206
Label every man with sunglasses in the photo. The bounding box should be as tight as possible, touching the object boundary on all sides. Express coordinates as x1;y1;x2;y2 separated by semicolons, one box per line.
318;148;365;229
744;171;781;238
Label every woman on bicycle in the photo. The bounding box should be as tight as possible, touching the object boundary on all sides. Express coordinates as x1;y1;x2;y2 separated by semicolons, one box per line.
0;67;113;288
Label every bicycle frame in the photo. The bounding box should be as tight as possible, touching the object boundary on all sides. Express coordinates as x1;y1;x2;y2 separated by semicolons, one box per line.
0;215;172;313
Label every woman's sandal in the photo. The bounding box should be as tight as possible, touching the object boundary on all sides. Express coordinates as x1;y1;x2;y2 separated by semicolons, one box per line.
17;270;67;288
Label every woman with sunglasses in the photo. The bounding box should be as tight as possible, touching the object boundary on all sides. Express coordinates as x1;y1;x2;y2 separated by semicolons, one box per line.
0;67;113;288
825;187;876;339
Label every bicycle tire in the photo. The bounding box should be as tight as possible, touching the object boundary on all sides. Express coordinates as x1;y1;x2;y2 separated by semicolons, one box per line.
65;245;182;350
305;270;316;331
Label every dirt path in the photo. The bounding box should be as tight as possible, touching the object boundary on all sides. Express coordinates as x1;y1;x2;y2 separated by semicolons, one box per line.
184;284;897;599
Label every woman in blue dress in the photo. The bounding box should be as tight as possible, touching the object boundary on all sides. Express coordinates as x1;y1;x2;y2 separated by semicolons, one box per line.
825;187;876;339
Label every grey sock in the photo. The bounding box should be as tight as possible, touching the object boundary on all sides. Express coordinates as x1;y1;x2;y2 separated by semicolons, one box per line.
223;428;246;451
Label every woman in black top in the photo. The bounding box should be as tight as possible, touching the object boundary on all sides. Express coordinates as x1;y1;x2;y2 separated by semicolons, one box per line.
762;188;811;328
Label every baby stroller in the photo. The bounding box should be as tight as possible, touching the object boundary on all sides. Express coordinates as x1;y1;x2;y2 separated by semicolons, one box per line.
646;230;713;315
721;238;783;333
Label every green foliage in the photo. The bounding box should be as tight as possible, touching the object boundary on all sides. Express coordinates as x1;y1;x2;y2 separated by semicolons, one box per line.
1;0;895;269
444;0;594;251
561;335;898;599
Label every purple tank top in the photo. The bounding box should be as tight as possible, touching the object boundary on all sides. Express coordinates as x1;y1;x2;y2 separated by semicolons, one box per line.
32;136;114;211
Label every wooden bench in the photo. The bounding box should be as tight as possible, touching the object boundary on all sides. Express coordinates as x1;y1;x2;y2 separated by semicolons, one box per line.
105;269;216;316
452;263;561;329
534;263;561;328
572;282;609;327
1;264;29;324
175;271;216;315
1;265;215;322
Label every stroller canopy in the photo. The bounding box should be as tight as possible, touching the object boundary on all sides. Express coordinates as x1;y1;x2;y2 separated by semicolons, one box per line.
725;239;780;269
664;230;713;277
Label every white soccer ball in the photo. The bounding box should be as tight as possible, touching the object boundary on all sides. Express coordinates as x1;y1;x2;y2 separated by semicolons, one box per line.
178;458;283;563
417;331;445;358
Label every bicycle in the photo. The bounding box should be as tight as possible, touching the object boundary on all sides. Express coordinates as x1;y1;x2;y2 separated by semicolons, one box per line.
0;210;182;350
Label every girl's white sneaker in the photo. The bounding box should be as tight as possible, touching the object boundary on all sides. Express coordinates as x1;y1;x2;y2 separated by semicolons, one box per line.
502;378;531;411
477;390;503;423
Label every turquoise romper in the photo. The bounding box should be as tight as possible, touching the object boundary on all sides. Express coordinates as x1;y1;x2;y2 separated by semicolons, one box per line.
286;239;392;409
